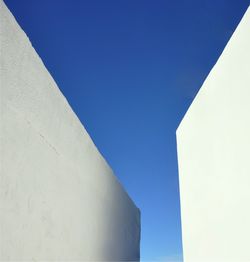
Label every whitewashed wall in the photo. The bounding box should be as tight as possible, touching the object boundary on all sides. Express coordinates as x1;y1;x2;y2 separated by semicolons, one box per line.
0;1;140;260
177;6;250;262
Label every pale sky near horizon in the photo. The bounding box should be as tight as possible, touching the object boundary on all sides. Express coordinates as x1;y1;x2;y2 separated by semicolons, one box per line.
4;0;250;260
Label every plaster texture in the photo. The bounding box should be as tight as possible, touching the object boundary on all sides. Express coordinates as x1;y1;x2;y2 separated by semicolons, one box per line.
177;6;250;262
0;1;140;261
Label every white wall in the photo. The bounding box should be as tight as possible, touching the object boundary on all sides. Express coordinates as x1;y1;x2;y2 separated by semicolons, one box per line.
177;6;250;262
0;1;140;260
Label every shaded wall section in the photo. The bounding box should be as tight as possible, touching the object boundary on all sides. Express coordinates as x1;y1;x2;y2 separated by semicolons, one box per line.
177;6;250;262
0;0;140;260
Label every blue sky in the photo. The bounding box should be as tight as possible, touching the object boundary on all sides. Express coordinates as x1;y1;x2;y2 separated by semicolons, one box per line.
5;0;249;260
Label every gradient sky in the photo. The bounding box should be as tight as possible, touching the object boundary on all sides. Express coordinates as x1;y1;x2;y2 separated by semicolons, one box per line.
4;0;250;261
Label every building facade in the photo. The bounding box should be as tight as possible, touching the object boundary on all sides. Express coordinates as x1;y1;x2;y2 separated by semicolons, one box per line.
0;1;140;260
177;6;250;262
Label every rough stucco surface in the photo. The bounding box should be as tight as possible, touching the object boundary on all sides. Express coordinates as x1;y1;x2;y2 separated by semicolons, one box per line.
177;6;250;262
0;1;140;260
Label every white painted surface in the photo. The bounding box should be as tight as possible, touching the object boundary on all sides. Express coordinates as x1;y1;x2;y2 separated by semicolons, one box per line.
0;1;140;260
177;6;250;262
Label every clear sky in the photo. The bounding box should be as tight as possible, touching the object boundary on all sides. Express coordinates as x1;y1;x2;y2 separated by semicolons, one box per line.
4;0;249;261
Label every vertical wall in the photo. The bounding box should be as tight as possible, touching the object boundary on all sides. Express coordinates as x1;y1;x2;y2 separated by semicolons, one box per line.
177;6;250;262
0;1;140;260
